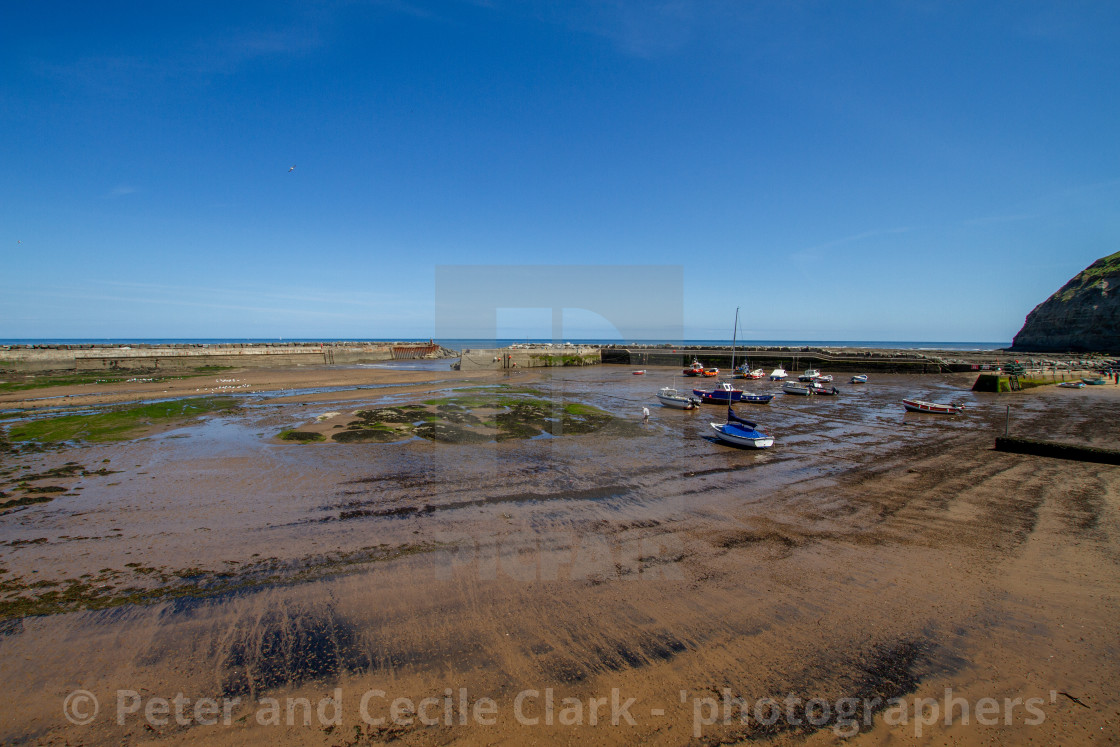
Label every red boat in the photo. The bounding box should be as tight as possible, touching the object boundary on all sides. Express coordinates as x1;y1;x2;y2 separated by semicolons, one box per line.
683;358;704;377
902;398;963;414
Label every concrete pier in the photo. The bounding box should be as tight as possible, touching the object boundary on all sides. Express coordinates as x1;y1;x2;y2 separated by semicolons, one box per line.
0;342;455;372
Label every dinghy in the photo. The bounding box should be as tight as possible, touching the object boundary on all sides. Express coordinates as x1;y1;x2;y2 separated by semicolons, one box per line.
902;399;963;414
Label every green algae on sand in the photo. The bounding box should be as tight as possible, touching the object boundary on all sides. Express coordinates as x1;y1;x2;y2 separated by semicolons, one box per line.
6;397;239;444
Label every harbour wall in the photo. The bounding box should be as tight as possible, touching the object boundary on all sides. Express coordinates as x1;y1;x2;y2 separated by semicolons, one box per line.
602;346;1024;374
457;347;600;371
0;342;454;372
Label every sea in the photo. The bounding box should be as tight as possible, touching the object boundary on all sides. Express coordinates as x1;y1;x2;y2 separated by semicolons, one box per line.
0;338;1011;352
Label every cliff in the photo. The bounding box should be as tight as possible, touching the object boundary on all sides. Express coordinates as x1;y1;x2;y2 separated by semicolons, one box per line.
1010;251;1120;353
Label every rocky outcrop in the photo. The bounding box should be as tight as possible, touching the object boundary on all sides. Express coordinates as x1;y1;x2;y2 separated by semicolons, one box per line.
1010;251;1120;353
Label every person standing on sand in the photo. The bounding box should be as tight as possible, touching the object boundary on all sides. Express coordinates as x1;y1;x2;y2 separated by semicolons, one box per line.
642;407;650;423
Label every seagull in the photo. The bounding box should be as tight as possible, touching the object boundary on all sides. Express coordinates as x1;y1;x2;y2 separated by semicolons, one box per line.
288;165;295;172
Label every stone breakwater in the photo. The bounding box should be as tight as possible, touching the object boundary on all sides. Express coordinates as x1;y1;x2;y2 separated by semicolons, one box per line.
600;345;1115;374
0;342;457;372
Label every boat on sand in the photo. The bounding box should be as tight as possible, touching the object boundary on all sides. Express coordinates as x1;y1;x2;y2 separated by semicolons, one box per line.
902;399;963;414
658;386;702;409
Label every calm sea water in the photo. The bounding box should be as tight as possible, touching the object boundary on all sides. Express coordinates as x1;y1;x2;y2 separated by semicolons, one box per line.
0;338;1010;351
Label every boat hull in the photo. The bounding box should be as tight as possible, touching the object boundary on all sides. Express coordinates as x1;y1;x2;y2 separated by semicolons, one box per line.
658;394;699;409
693;388;750;403
658;388;700;409
902;399;962;414
782;383;813;395
710;422;774;448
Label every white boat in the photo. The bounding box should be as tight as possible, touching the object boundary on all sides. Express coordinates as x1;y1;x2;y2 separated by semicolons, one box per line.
710;419;775;448
658;386;701;409
850;375;868;384
902;399;963;414
745;368;765;379
782;381;813;396
769;367;788;381
1057;381;1085;389
797;368;821;382
814;374;833;382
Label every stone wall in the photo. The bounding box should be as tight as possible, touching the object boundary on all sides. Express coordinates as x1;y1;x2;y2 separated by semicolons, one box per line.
457;347;600;371
0;343;429;372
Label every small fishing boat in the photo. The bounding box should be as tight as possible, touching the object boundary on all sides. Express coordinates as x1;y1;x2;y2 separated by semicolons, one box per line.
1058;381;1086;389
703;368;720;377
814;374;833;383
683;359;704;377
798;369;821;382
744;368;765;379
810;382;839;395
693;381;750;403
739;392;775;404
632;370;646;375
710;406;774;449
782;381;813;396
902;399;963;414
769;367;788;381
658;386;702;409
850;375;869;384
1081;377;1108;385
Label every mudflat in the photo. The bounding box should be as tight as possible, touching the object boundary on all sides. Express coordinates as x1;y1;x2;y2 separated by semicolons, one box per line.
1;363;1117;745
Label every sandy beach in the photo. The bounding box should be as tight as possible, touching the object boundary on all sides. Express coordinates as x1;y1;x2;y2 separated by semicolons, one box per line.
1;363;1118;745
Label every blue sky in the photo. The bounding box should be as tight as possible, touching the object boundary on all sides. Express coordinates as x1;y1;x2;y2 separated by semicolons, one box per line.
3;1;1118;341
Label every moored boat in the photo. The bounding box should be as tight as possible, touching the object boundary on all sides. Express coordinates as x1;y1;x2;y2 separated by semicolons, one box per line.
782;381;813;396
693;381;750;403
703;368;720;377
769;367;788;381
850;375;869;384
1082;377;1108;385
632;370;646;375
798;369;821;382
683;359;704;376
710;412;775;449
810;382;839;395
902;399;963;414
658;386;702;409
1058;381;1086;389
708;308;774;449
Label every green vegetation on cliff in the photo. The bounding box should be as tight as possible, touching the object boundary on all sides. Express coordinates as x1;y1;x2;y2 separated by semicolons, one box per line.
1011;250;1120;352
1056;250;1120;301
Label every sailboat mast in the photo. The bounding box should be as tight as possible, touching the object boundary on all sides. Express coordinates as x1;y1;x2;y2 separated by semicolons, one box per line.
730;307;739;373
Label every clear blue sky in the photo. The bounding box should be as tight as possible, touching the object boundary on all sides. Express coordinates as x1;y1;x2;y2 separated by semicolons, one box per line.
3;1;1118;341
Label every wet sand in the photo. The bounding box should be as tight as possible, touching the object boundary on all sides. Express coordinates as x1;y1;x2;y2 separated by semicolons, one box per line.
1;364;1118;745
